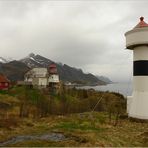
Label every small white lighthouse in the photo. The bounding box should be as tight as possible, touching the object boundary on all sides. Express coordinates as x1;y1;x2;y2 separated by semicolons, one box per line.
125;17;148;120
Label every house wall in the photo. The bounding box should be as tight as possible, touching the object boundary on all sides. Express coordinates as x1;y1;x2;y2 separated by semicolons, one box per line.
32;77;48;88
0;82;9;90
39;78;48;86
25;77;32;82
49;74;59;83
32;78;39;86
32;68;48;77
24;68;59;89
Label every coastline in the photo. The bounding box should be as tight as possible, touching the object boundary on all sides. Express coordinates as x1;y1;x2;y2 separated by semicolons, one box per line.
76;82;132;97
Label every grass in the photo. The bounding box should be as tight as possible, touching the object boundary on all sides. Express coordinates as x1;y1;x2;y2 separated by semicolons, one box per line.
0;87;147;147
54;121;103;131
0;112;147;147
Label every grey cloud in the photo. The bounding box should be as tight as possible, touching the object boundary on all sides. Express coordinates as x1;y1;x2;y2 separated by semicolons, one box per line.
0;0;147;82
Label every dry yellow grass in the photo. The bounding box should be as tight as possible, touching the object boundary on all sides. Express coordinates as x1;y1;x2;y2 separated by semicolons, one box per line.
0;112;148;147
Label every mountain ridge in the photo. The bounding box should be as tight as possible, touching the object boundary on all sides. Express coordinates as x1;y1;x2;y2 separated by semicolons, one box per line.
0;53;111;85
20;53;107;85
0;60;30;81
96;75;112;84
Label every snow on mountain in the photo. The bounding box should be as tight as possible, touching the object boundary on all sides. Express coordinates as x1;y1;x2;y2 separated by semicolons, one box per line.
20;53;53;68
0;57;8;63
0;56;14;63
6;57;14;62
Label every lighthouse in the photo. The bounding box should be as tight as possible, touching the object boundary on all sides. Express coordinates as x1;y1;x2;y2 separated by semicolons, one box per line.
125;17;148;120
48;63;60;92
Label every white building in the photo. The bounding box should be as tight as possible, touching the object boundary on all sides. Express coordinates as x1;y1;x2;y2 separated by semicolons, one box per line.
48;74;59;83
125;17;148;120
24;64;59;89
25;68;49;88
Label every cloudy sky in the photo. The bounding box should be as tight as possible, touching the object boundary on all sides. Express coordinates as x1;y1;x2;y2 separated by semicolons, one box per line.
0;0;148;82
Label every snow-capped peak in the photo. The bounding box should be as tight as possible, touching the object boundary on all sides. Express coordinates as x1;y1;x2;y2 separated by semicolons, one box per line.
0;57;14;63
20;53;53;68
0;57;8;63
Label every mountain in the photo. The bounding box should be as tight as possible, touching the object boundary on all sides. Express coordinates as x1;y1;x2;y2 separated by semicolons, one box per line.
56;64;106;85
20;53;106;85
0;61;30;81
0;57;8;63
0;53;108;85
20;53;53;68
96;76;112;84
0;57;14;63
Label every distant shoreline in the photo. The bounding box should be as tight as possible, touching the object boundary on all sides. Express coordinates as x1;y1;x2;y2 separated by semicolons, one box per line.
76;82;132;96
65;81;114;87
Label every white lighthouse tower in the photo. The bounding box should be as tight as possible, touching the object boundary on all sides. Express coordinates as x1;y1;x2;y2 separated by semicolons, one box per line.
125;17;148;120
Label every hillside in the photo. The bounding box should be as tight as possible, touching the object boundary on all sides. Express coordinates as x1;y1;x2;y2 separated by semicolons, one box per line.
0;87;147;147
0;61;30;81
56;64;105;85
96;76;112;84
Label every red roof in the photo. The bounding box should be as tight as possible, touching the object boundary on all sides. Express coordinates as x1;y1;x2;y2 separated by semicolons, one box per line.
0;74;10;83
49;63;58;74
134;17;148;28
49;63;56;68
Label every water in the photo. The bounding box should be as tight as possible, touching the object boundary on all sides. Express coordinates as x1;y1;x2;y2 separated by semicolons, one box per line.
77;82;132;97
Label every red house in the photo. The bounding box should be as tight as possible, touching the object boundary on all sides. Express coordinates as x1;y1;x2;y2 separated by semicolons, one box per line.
0;74;10;90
